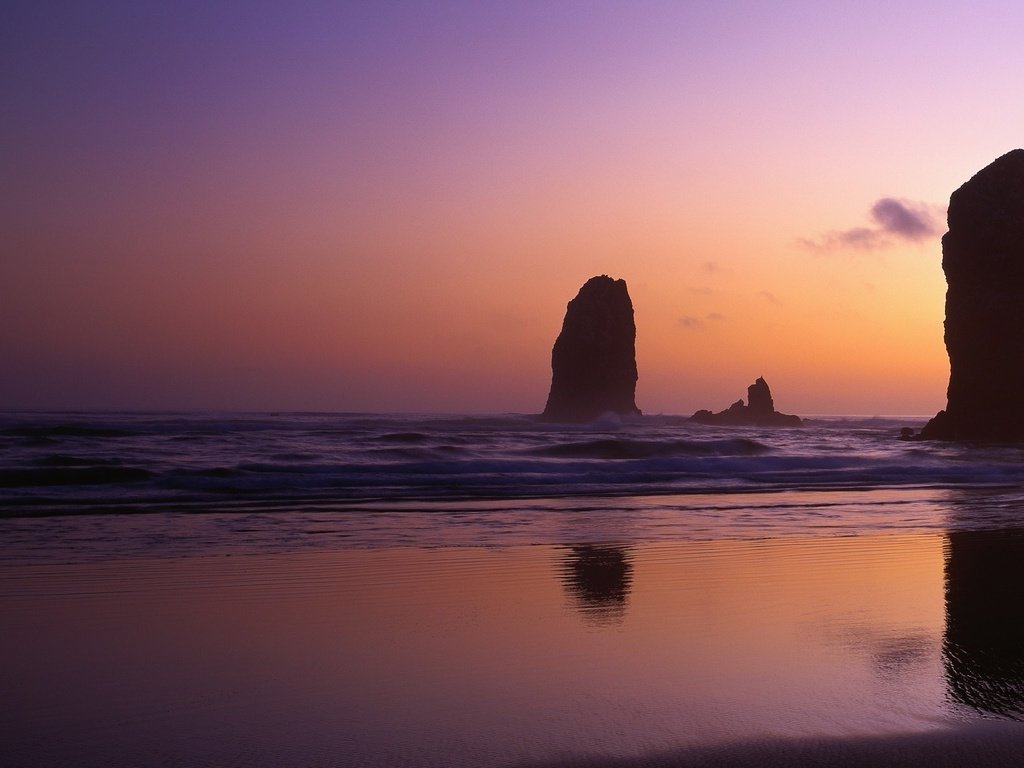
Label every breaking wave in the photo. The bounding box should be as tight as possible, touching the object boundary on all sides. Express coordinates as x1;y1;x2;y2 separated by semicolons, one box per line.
2;411;1023;516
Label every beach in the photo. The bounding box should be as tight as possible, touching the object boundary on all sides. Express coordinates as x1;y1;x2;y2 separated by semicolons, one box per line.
10;1;1024;763
4;515;1024;766
4;413;1024;766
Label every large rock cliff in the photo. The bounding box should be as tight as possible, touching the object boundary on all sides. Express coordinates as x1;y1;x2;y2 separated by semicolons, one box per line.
541;276;641;422
921;149;1024;440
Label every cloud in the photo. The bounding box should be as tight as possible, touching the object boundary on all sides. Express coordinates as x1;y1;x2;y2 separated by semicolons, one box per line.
677;315;704;329
677;312;726;330
759;290;783;306
870;198;938;240
801;197;943;252
833;227;886;250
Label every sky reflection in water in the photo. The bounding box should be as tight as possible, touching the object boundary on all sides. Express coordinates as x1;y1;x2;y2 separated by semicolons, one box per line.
6;511;1024;766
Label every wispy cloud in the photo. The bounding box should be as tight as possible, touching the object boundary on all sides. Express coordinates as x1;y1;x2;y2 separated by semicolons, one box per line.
677;312;726;330
759;290;783;306
801;198;943;252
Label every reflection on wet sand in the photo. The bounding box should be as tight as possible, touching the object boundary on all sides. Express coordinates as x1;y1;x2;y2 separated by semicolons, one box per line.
945;527;1024;718
0;531;960;767
514;720;1024;768
559;544;633;624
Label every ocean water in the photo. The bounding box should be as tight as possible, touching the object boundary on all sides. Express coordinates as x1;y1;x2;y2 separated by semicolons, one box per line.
4;411;1024;558
3;410;1024;526
5;411;1024;767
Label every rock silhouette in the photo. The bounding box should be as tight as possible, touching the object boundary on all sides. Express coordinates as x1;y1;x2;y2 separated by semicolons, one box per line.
541;275;641;422
944;528;1024;718
921;149;1024;440
690;377;802;427
560;544;634;626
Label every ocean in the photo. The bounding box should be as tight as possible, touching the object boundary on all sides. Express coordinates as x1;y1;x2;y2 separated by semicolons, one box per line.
5;410;1024;529
4;411;1024;766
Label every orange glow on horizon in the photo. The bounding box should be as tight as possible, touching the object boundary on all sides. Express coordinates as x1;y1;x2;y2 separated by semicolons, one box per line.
5;2;1020;412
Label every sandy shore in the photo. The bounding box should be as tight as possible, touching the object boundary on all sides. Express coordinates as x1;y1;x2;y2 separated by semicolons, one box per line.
2;529;1020;767
517;721;1024;767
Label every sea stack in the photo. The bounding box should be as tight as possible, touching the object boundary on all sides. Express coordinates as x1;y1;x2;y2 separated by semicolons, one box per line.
920;149;1024;440
690;377;802;427
541;275;641;422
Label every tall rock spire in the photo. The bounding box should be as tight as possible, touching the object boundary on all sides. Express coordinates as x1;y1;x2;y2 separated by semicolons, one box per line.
541;275;641;422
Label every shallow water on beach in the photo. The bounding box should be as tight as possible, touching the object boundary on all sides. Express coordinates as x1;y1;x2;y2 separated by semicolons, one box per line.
5;509;1024;767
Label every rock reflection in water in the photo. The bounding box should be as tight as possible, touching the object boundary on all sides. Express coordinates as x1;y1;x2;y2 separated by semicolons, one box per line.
560;544;633;625
944;528;1024;718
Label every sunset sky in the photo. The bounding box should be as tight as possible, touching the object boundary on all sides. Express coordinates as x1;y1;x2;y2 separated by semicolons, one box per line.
3;1;1023;415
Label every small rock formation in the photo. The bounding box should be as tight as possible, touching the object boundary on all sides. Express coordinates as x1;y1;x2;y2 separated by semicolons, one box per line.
921;149;1024;440
690;377;802;427
541;275;641;422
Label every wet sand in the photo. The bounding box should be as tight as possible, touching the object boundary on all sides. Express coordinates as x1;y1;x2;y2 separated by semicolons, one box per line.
520;722;1024;767
2;514;1023;767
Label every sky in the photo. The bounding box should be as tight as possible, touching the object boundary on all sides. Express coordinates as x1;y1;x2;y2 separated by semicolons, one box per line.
3;1;1023;415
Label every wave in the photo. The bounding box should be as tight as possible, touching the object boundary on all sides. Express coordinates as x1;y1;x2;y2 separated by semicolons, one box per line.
2;424;139;439
0;466;153;487
3;412;1024;516
374;432;432;443
528;437;771;460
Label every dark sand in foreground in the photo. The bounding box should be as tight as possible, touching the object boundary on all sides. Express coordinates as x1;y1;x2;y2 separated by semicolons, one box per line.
520;721;1024;767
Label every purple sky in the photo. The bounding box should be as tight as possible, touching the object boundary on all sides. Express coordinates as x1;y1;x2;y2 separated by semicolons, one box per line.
3;2;1023;413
